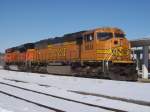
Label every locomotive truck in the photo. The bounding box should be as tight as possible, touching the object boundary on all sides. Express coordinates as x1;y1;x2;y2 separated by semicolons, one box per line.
4;27;138;81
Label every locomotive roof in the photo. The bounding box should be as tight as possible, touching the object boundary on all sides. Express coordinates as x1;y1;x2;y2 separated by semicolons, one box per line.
89;27;125;33
34;30;86;47
18;43;34;48
5;27;125;52
34;38;51;48
17;43;34;52
47;37;64;44
63;30;86;42
63;31;86;37
5;47;18;53
5;43;34;53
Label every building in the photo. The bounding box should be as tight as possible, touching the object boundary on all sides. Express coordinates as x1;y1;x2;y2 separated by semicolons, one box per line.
130;37;150;79
0;53;4;66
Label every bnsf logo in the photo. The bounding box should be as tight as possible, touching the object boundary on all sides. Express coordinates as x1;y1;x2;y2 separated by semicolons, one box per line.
57;48;66;56
112;47;130;56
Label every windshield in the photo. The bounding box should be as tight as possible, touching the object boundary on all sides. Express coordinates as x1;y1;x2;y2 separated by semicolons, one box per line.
97;32;113;40
114;33;125;38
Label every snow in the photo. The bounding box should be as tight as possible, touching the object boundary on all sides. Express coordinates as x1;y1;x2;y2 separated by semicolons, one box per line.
0;70;150;112
0;82;111;112
0;107;13;112
0;66;3;69
0;70;149;103
0;78;150;112
0;93;54;112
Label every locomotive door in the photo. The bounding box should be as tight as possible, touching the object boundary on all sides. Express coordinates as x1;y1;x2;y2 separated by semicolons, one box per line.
76;37;83;60
82;33;95;60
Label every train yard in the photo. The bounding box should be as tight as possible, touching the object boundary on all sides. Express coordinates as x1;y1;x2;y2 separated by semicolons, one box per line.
1;27;150;112
0;0;150;111
0;69;150;112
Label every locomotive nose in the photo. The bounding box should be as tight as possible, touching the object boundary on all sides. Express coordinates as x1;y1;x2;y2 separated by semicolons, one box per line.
113;38;124;47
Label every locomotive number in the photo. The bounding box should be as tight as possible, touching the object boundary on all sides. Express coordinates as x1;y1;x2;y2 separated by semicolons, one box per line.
57;48;66;57
112;47;129;56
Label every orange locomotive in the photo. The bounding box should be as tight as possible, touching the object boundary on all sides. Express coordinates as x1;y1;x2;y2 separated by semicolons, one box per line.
4;27;138;81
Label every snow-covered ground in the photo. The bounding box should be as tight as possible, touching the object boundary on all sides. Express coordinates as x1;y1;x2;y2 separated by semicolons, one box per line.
0;77;150;112
0;66;3;69
0;107;13;112
0;70;150;103
0;93;54;112
0;69;150;112
0;82;110;112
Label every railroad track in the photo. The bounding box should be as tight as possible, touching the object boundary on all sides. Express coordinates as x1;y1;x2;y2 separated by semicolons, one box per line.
0;90;63;112
0;70;150;112
0;79;150;112
0;81;124;112
69;90;150;107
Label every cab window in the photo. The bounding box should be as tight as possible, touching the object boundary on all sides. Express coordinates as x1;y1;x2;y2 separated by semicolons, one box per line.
114;33;125;38
97;32;113;40
84;34;94;42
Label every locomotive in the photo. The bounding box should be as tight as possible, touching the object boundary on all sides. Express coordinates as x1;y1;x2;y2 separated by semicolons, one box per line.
4;27;138;81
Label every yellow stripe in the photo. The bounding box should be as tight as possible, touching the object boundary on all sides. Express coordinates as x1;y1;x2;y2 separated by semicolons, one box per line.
48;41;75;47
96;58;105;60
113;60;133;63
48;45;53;48
96;49;112;54
63;41;76;45
27;49;35;51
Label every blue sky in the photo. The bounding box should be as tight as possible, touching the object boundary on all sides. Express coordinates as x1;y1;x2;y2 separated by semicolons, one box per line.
0;0;150;52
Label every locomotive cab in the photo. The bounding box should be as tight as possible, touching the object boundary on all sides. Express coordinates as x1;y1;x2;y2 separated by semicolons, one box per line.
92;28;137;80
95;28;132;63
